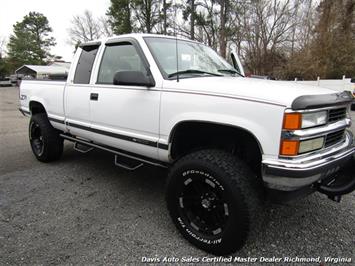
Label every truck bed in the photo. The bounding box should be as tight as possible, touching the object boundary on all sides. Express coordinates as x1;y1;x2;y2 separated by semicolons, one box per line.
19;80;66;123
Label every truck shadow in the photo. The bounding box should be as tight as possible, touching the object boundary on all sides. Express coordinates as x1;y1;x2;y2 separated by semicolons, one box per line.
57;144;354;257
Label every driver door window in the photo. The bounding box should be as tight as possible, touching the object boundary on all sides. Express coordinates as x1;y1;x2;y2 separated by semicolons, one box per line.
97;43;145;84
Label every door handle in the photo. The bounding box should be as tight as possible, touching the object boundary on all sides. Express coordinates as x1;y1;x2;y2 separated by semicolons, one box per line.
90;93;99;101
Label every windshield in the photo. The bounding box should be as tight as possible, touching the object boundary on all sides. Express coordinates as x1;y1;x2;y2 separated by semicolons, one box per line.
144;37;240;79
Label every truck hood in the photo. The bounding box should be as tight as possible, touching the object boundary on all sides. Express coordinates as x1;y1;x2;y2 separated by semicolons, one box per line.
163;76;335;107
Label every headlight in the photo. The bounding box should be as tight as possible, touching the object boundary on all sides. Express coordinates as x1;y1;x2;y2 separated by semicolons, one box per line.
299;137;324;154
283;111;327;130
280;137;325;156
301;111;327;128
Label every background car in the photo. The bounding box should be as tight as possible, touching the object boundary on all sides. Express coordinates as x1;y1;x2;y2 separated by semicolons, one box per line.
0;77;12;87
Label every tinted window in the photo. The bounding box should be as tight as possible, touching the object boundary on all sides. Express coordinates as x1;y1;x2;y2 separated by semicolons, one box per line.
73;45;99;84
97;43;145;84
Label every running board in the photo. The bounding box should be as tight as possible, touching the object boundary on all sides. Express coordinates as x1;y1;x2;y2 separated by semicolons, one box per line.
114;155;143;171
74;142;94;153
60;133;168;169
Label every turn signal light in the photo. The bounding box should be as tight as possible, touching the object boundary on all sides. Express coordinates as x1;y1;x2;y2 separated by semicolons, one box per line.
280;140;299;156
283;113;302;130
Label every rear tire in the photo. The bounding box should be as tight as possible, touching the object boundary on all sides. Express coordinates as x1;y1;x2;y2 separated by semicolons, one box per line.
166;149;261;255
29;113;63;162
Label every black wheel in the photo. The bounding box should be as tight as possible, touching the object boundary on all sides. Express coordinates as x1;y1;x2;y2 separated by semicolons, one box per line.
29;113;63;162
166;149;261;255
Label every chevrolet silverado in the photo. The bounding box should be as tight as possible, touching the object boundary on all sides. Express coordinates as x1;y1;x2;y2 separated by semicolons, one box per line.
19;34;355;255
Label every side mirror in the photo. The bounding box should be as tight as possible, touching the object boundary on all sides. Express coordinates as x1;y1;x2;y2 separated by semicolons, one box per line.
113;71;155;87
230;52;245;76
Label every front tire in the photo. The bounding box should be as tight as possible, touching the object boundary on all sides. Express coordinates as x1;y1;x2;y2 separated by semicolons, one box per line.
29;113;63;162
166;150;261;255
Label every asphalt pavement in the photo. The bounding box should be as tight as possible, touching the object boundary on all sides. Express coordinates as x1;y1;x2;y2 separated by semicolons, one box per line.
0;86;354;265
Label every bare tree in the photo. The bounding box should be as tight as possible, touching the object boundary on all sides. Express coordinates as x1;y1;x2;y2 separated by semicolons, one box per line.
218;0;229;58
190;0;196;39
194;0;219;49
99;16;113;37
162;0;168;34
97;0;353;79
68;10;103;45
132;0;162;33
240;0;298;75
307;0;355;78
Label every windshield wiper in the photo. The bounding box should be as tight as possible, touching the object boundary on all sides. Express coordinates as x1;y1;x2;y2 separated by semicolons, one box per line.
217;69;240;75
168;69;222;78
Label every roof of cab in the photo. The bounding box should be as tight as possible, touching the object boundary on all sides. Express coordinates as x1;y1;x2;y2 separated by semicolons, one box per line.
79;33;200;47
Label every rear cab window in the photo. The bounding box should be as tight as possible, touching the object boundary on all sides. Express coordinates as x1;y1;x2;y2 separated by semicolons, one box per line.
73;44;100;84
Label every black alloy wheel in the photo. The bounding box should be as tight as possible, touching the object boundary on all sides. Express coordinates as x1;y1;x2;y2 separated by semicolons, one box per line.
166;149;261;255
177;172;230;238
30;121;44;156
29;113;63;162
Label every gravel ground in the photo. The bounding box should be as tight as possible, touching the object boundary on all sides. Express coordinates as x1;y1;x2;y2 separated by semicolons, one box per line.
0;86;354;265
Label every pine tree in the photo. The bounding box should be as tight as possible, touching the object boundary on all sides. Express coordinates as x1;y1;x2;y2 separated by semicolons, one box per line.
107;0;133;34
7;12;56;67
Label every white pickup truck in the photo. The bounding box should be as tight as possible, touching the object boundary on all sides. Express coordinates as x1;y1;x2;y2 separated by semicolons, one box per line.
19;34;354;255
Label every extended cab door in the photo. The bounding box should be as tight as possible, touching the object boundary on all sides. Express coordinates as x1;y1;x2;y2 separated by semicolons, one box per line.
64;43;100;140
89;39;160;159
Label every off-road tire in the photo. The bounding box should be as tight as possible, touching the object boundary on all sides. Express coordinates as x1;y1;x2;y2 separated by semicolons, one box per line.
29;113;63;162
166;149;261;255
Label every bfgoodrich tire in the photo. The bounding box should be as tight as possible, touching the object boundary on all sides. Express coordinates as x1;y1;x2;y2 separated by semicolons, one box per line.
166;149;261;255
29;113;63;162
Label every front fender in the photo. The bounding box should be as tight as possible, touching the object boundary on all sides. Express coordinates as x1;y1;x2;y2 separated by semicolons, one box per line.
159;93;285;159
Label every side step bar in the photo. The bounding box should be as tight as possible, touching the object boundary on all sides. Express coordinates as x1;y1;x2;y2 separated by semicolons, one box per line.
60;133;168;169
74;142;94;153
114;155;143;171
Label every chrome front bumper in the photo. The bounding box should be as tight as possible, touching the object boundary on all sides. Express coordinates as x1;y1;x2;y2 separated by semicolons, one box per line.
262;130;355;191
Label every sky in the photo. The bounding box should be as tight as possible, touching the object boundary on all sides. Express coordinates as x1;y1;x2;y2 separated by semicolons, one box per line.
0;0;110;61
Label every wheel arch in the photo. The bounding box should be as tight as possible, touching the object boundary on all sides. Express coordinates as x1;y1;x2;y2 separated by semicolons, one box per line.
169;120;263;149
29;100;47;116
167;119;264;179
168;120;263;159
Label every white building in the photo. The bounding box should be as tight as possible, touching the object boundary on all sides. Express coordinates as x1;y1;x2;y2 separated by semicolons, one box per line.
15;62;71;80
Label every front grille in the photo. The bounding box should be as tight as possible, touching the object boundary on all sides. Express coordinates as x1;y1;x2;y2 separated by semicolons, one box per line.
328;107;347;123
324;129;345;147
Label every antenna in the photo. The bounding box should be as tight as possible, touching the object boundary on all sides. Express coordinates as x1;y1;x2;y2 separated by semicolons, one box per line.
175;34;179;82
174;1;179;82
